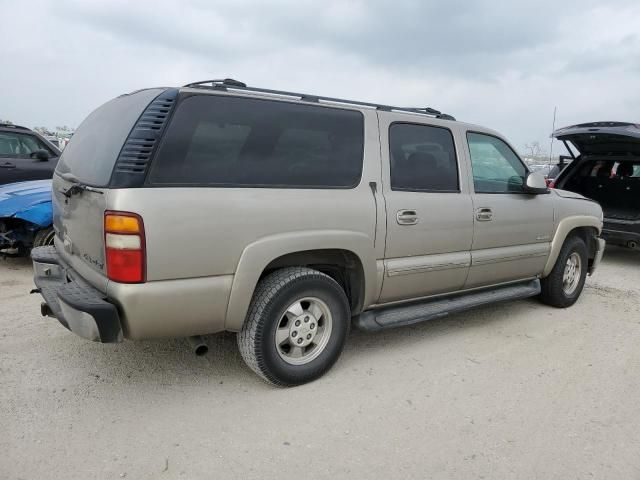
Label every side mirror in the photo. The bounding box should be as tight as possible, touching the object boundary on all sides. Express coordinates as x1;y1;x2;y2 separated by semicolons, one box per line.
524;171;549;194
31;149;50;161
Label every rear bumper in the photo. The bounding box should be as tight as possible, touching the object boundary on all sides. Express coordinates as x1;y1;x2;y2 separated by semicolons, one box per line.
588;238;606;275
602;225;640;248
31;246;122;343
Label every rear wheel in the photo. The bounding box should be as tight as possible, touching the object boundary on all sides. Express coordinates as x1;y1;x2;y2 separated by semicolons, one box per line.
33;227;55;248
237;267;350;386
539;235;588;308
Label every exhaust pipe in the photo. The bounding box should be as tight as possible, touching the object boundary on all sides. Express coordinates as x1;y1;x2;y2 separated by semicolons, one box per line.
187;335;209;356
628;241;638;250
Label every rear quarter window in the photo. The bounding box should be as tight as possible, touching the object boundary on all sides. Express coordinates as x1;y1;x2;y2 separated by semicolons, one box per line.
148;94;364;188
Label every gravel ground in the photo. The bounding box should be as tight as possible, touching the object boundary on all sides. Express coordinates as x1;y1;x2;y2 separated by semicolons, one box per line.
1;247;639;480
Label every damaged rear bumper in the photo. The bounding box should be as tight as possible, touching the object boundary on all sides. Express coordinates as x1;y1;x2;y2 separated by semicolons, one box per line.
31;246;122;343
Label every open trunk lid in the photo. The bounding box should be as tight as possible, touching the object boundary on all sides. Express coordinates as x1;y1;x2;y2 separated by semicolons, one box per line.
52;88;168;291
553;121;640;156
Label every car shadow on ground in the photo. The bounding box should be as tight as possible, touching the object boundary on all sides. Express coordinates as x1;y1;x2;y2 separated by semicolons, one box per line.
63;297;540;390
1;251;550;388
600;245;639;265
0;254;32;269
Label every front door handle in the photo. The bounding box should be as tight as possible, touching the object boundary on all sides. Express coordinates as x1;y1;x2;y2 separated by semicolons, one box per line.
396;209;418;225
476;207;493;221
0;162;16;169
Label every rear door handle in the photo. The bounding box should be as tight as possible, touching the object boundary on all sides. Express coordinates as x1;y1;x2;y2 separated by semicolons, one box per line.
476;207;493;221
0;162;16;169
396;209;418;225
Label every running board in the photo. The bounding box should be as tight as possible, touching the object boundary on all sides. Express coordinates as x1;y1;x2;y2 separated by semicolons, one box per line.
353;279;541;332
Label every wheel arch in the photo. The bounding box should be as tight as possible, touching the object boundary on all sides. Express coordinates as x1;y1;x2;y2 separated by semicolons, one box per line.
224;230;378;331
260;249;366;313
542;215;602;277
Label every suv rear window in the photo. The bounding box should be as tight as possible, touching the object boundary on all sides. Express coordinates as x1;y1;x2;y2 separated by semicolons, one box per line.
55;88;164;186
148;94;364;188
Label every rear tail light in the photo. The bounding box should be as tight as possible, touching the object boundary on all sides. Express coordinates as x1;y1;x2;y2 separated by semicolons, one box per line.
104;211;145;283
547;180;555;188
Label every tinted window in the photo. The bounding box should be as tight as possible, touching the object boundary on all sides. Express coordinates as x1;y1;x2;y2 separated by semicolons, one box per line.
56;88;164;186
467;132;527;193
149;95;364;187
389;123;459;192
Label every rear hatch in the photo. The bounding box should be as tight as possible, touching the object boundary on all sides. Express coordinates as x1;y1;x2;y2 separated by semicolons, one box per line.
52;88;167;291
552;121;640;156
552;121;640;226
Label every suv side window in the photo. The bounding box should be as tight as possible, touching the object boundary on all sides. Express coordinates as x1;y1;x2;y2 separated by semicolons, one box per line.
149;95;364;188
467;132;527;193
389;123;459;192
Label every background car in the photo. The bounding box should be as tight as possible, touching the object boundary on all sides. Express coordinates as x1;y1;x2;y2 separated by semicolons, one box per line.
0;180;53;255
0;124;61;185
552;121;640;250
529;163;553;176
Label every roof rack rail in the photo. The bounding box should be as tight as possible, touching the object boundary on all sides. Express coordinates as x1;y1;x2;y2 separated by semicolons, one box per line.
184;78;247;89
400;107;442;115
0;123;29;130
182;79;456;121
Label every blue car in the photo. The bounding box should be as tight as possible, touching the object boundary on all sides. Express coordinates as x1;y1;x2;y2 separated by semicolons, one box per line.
0;180;53;254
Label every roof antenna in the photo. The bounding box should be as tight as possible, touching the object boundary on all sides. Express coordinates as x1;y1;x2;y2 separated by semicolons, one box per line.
549;106;557;166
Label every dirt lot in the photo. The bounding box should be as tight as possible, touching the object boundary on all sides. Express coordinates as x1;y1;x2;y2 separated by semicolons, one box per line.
1;248;639;480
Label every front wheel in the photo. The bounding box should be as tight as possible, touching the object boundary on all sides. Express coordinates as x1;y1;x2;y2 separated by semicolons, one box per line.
237;267;350;386
539;235;588;308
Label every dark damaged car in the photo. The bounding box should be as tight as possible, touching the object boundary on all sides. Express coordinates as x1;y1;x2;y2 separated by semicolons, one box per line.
0;123;60;185
0;124;59;254
552;122;640;250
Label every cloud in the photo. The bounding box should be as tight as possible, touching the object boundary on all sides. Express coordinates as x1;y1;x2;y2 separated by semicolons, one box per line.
1;0;639;152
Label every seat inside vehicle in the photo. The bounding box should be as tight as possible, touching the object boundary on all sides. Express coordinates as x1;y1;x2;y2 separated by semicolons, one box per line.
564;158;640;220
391;151;457;191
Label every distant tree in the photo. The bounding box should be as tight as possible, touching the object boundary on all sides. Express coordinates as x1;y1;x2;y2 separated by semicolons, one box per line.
0;119;13;125
524;141;546;157
34;126;54;136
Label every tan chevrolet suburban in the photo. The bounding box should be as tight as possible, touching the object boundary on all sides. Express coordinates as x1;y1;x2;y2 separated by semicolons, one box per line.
31;79;605;386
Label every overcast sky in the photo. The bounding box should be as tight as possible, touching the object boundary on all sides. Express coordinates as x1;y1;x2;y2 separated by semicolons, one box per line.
2;0;639;155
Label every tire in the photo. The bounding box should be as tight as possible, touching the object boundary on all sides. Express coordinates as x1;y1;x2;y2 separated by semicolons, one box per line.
33;227;55;248
237;267;351;386
539;235;588;308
